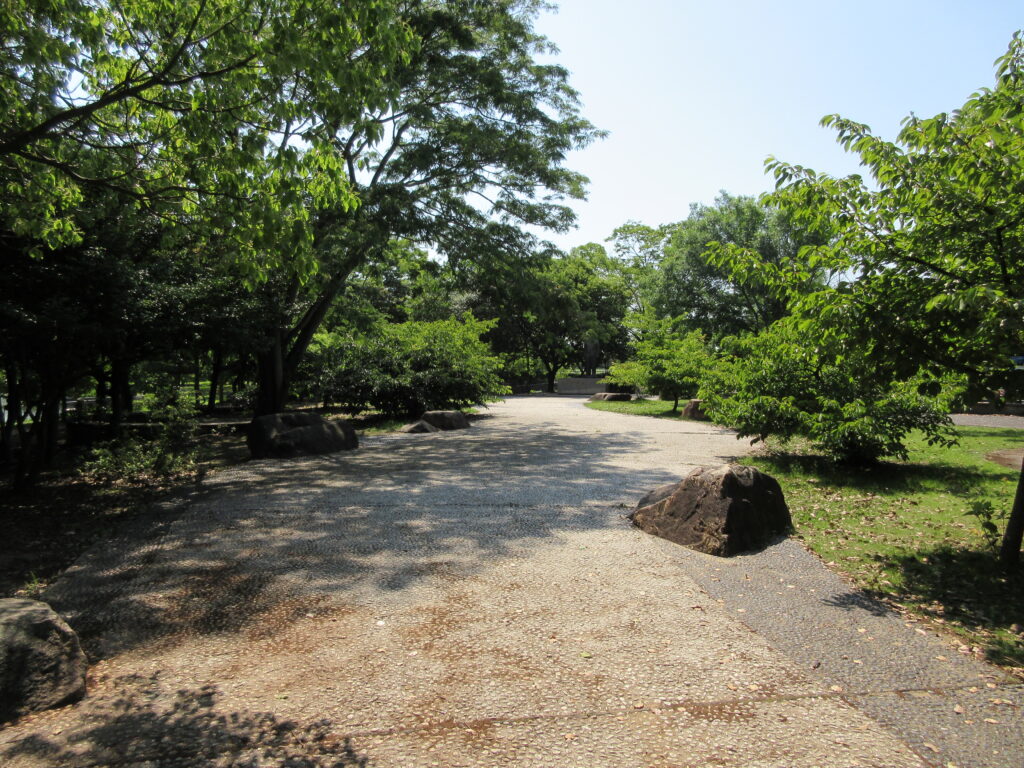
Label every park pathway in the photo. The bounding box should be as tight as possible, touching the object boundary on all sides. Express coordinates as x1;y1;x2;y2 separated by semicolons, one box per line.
1;396;1021;767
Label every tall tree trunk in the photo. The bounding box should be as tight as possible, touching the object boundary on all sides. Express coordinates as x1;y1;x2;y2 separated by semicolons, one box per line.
0;391;8;466
13;389;59;489
255;333;287;416
94;367;109;418
999;457;1024;567
193;354;202;409
13;419;36;490
0;361;18;467
207;349;223;412
41;391;61;466
253;260;359;416
544;363;557;393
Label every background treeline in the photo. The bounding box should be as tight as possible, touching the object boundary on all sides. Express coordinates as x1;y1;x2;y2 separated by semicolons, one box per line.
1;0;616;487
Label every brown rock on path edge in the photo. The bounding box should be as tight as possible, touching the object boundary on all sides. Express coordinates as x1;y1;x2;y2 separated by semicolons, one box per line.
247;412;358;459
681;398;709;420
400;419;441;434
0;599;87;722
589;392;632;401
631;463;792;556
420;410;470;430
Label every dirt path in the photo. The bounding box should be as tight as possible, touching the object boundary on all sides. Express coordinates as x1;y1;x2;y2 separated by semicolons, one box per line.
1;396;1017;766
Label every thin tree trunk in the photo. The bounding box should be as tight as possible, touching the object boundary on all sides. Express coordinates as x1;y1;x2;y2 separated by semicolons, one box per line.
999;456;1024;567
94;368;109;418
193;354;202;409
1;362;14;466
41;392;60;466
208;349;223;412
13;421;36;490
109;360;131;434
13;396;55;490
0;393;8;466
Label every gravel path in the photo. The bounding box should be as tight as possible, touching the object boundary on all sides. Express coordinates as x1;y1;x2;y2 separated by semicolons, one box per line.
952;412;1024;429
1;396;1020;767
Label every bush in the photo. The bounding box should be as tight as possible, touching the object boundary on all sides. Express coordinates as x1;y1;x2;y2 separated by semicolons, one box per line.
699;320;960;463
298;315;510;416
605;319;709;410
82;391;198;485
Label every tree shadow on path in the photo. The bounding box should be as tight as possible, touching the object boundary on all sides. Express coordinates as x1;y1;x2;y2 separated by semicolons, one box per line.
2;674;370;767
41;411;730;661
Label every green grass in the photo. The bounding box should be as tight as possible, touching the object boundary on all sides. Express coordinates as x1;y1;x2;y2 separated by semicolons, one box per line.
322;406;478;436
356;417;409;435
745;428;1024;672
586;398;686;419
588;397;1024;674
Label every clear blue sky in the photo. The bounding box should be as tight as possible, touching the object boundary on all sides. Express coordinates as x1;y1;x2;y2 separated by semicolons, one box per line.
532;0;1023;250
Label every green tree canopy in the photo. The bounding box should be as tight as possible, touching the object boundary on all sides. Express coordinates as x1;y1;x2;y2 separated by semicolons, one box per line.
249;0;603;412
516;245;630;391
605;319;709;411
715;32;1024;564
656;192;826;339
2;0;414;269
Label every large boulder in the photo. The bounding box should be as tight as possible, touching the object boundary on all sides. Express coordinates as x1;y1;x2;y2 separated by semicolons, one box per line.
247;412;358;459
1;599;88;722
589;392;632;402
631;464;791;556
420;410;470;430
400;419;440;434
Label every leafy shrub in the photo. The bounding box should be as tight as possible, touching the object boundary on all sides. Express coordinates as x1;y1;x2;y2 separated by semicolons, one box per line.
82;390;198;485
298;315;509;416
699;320;960;463
605;318;709;410
966;499;1009;552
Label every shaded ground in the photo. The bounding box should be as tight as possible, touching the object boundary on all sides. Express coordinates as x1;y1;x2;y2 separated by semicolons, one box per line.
985;448;1023;470
0;408;401;599
1;397;1020;766
0;429;248;599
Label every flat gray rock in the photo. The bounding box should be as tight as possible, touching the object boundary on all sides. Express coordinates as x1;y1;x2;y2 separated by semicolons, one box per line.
247;412;358;458
399;419;440;434
420;410;469;430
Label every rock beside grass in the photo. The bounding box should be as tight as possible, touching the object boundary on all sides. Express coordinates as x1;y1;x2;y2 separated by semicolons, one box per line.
420;411;470;430
589;393;633;402
247;413;358;459
1;599;87;722
681;399;709;420
631;464;791;556
400;420;441;434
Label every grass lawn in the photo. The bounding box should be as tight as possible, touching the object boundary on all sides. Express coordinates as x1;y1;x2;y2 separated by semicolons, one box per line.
585;399;1024;675
586;398;686;419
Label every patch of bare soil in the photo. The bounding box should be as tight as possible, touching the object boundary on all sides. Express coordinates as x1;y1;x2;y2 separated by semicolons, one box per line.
987;448;1024;470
